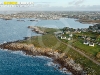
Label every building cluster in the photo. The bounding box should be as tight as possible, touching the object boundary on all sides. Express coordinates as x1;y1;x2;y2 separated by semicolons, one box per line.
0;11;67;20
88;24;100;33
67;11;100;21
0;11;100;23
83;37;95;47
56;23;100;47
55;31;73;41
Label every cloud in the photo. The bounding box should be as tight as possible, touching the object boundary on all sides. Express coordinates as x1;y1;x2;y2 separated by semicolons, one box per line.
0;3;100;11
68;0;85;5
34;4;50;8
65;5;100;11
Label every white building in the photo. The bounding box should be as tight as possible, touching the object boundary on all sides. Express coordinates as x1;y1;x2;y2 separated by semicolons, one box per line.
89;43;94;47
68;37;71;40
83;40;89;45
69;34;73;37
61;36;66;39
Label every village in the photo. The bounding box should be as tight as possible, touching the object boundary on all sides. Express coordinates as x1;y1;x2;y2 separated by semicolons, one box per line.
54;24;100;61
1;11;100;22
55;23;100;47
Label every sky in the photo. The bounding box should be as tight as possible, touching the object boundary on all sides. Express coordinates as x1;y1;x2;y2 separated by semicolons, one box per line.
0;0;100;11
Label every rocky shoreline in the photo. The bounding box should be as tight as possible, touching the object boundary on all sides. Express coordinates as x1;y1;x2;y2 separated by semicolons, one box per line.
28;26;45;34
0;41;84;75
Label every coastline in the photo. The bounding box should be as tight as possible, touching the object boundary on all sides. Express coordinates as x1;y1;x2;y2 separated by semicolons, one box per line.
0;41;83;75
75;19;100;24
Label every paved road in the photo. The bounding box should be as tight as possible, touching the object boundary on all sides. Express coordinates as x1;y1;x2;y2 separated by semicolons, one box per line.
55;35;100;66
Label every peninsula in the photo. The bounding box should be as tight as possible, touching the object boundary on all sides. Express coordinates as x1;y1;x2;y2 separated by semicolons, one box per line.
0;26;100;75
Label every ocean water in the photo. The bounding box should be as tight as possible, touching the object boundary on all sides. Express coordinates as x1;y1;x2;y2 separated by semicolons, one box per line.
0;18;92;75
0;49;68;75
34;18;92;29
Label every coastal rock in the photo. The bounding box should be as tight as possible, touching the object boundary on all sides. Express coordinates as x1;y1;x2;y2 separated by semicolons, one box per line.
28;26;45;34
0;42;83;75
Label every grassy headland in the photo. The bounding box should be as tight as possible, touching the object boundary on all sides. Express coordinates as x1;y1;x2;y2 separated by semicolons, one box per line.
18;27;100;75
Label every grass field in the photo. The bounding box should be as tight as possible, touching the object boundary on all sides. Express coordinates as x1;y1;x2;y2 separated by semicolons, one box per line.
73;40;100;57
20;27;100;75
72;31;100;59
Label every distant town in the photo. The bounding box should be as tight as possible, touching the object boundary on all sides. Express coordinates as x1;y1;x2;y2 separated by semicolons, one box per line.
1;11;100;24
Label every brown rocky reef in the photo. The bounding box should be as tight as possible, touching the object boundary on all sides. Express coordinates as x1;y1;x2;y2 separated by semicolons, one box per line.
0;41;84;75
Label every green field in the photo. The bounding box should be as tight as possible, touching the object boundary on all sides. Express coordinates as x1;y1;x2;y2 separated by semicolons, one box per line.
19;27;100;75
73;40;100;57
72;32;100;59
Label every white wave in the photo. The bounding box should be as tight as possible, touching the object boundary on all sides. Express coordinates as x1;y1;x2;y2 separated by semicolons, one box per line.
3;49;9;51
46;61;55;66
46;61;60;68
11;51;26;56
34;56;52;60
0;49;34;57
0;49;9;52
11;50;36;57
3;41;7;43
60;67;72;75
46;61;72;75
0;41;8;45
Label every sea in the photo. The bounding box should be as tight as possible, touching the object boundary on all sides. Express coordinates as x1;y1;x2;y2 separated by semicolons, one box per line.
0;18;92;75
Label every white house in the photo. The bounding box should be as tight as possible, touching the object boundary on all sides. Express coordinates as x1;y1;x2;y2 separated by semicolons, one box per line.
83;40;89;45
61;36;66;39
69;34;73;37
68;37;71;40
89;42;94;47
98;43;100;46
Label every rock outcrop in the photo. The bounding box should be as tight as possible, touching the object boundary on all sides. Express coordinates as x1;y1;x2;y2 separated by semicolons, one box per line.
28;26;45;34
0;42;83;75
